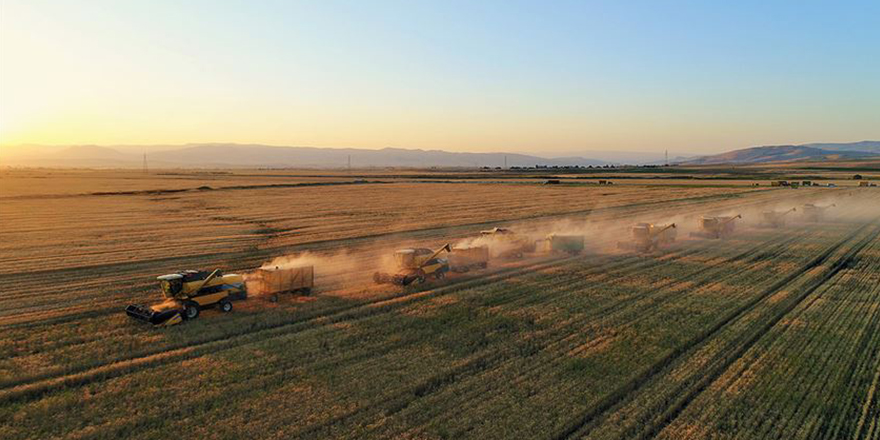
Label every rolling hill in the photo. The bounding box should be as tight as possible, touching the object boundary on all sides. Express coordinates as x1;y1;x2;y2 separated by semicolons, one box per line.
684;141;880;165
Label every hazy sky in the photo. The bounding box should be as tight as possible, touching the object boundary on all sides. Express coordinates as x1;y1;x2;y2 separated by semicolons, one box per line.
1;0;878;155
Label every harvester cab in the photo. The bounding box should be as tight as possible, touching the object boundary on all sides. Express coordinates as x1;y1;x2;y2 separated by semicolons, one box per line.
761;208;796;228
618;223;677;252
374;244;452;286
802;203;836;222
691;215;742;239
125;269;247;326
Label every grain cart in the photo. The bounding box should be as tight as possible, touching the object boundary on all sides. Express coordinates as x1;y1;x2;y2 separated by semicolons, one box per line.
374;244;451;286
537;234;585;255
448;246;489;272
690;215;742;239
125;269;247;326
802;203;836;222
760;208;796;228
250;265;314;302
618;223;677;252
480;227;536;259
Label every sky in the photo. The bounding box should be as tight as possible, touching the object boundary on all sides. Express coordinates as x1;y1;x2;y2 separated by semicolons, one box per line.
1;0;878;156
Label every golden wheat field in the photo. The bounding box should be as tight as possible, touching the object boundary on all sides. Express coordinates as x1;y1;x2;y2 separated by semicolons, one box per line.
2;168;880;440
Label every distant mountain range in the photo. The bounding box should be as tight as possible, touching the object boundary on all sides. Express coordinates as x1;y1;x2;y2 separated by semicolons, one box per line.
0;144;611;168
683;141;880;165
3;140;878;168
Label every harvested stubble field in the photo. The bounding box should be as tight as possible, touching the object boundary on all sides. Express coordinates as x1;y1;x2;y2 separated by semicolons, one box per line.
1;169;879;440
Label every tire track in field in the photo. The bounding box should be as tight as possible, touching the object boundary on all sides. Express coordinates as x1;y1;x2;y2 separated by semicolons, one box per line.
0;254;587;401
0;234;714;402
0;186;795;328
0;214;698;385
382;229;815;438
0;209;796;398
0;185;781;282
0;191;820;393
633;223;880;440
550;220;879;440
293;231;806;438
0;188;760;324
0;188;788;330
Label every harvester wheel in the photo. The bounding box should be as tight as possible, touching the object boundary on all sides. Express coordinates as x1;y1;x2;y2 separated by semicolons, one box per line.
219;300;233;313
435;271;445;280
183;301;200;320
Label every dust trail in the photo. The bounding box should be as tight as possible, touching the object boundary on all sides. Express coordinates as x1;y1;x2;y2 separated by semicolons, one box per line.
245;186;880;297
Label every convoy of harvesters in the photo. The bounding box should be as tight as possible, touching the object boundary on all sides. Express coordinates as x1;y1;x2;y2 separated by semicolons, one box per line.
125;199;843;327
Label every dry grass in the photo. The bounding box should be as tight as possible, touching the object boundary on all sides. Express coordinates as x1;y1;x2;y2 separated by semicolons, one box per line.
1;168;879;439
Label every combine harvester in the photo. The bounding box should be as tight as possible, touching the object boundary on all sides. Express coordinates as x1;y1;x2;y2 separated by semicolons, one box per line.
249;265;315;302
690;215;742;239
537;234;585;255
125;269;248;326
374;244;451;286
448;245;490;272
760;208;796;228
480;227;536;259
618;223;677;252
801;203;836;222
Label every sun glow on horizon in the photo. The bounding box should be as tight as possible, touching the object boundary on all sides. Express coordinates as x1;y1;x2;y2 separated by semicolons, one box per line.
2;0;879;154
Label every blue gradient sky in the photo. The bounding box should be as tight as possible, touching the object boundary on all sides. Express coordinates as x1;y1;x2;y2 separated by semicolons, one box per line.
1;0;878;154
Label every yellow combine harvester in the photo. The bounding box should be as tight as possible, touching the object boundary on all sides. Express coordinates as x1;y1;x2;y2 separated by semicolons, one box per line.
760;208;796;228
691;215;742;239
374;244;451;286
802;203;836;222
125;269;247;326
618;223;677;252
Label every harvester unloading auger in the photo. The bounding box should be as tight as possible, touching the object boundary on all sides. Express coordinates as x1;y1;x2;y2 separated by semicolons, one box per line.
760;208;796;228
802;203;836;222
374;243;452;286
690;215;742;239
618;223;677;252
125;269;247;326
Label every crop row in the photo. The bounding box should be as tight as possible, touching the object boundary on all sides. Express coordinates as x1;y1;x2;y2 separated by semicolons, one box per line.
656;228;880;439
1;213;862;439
